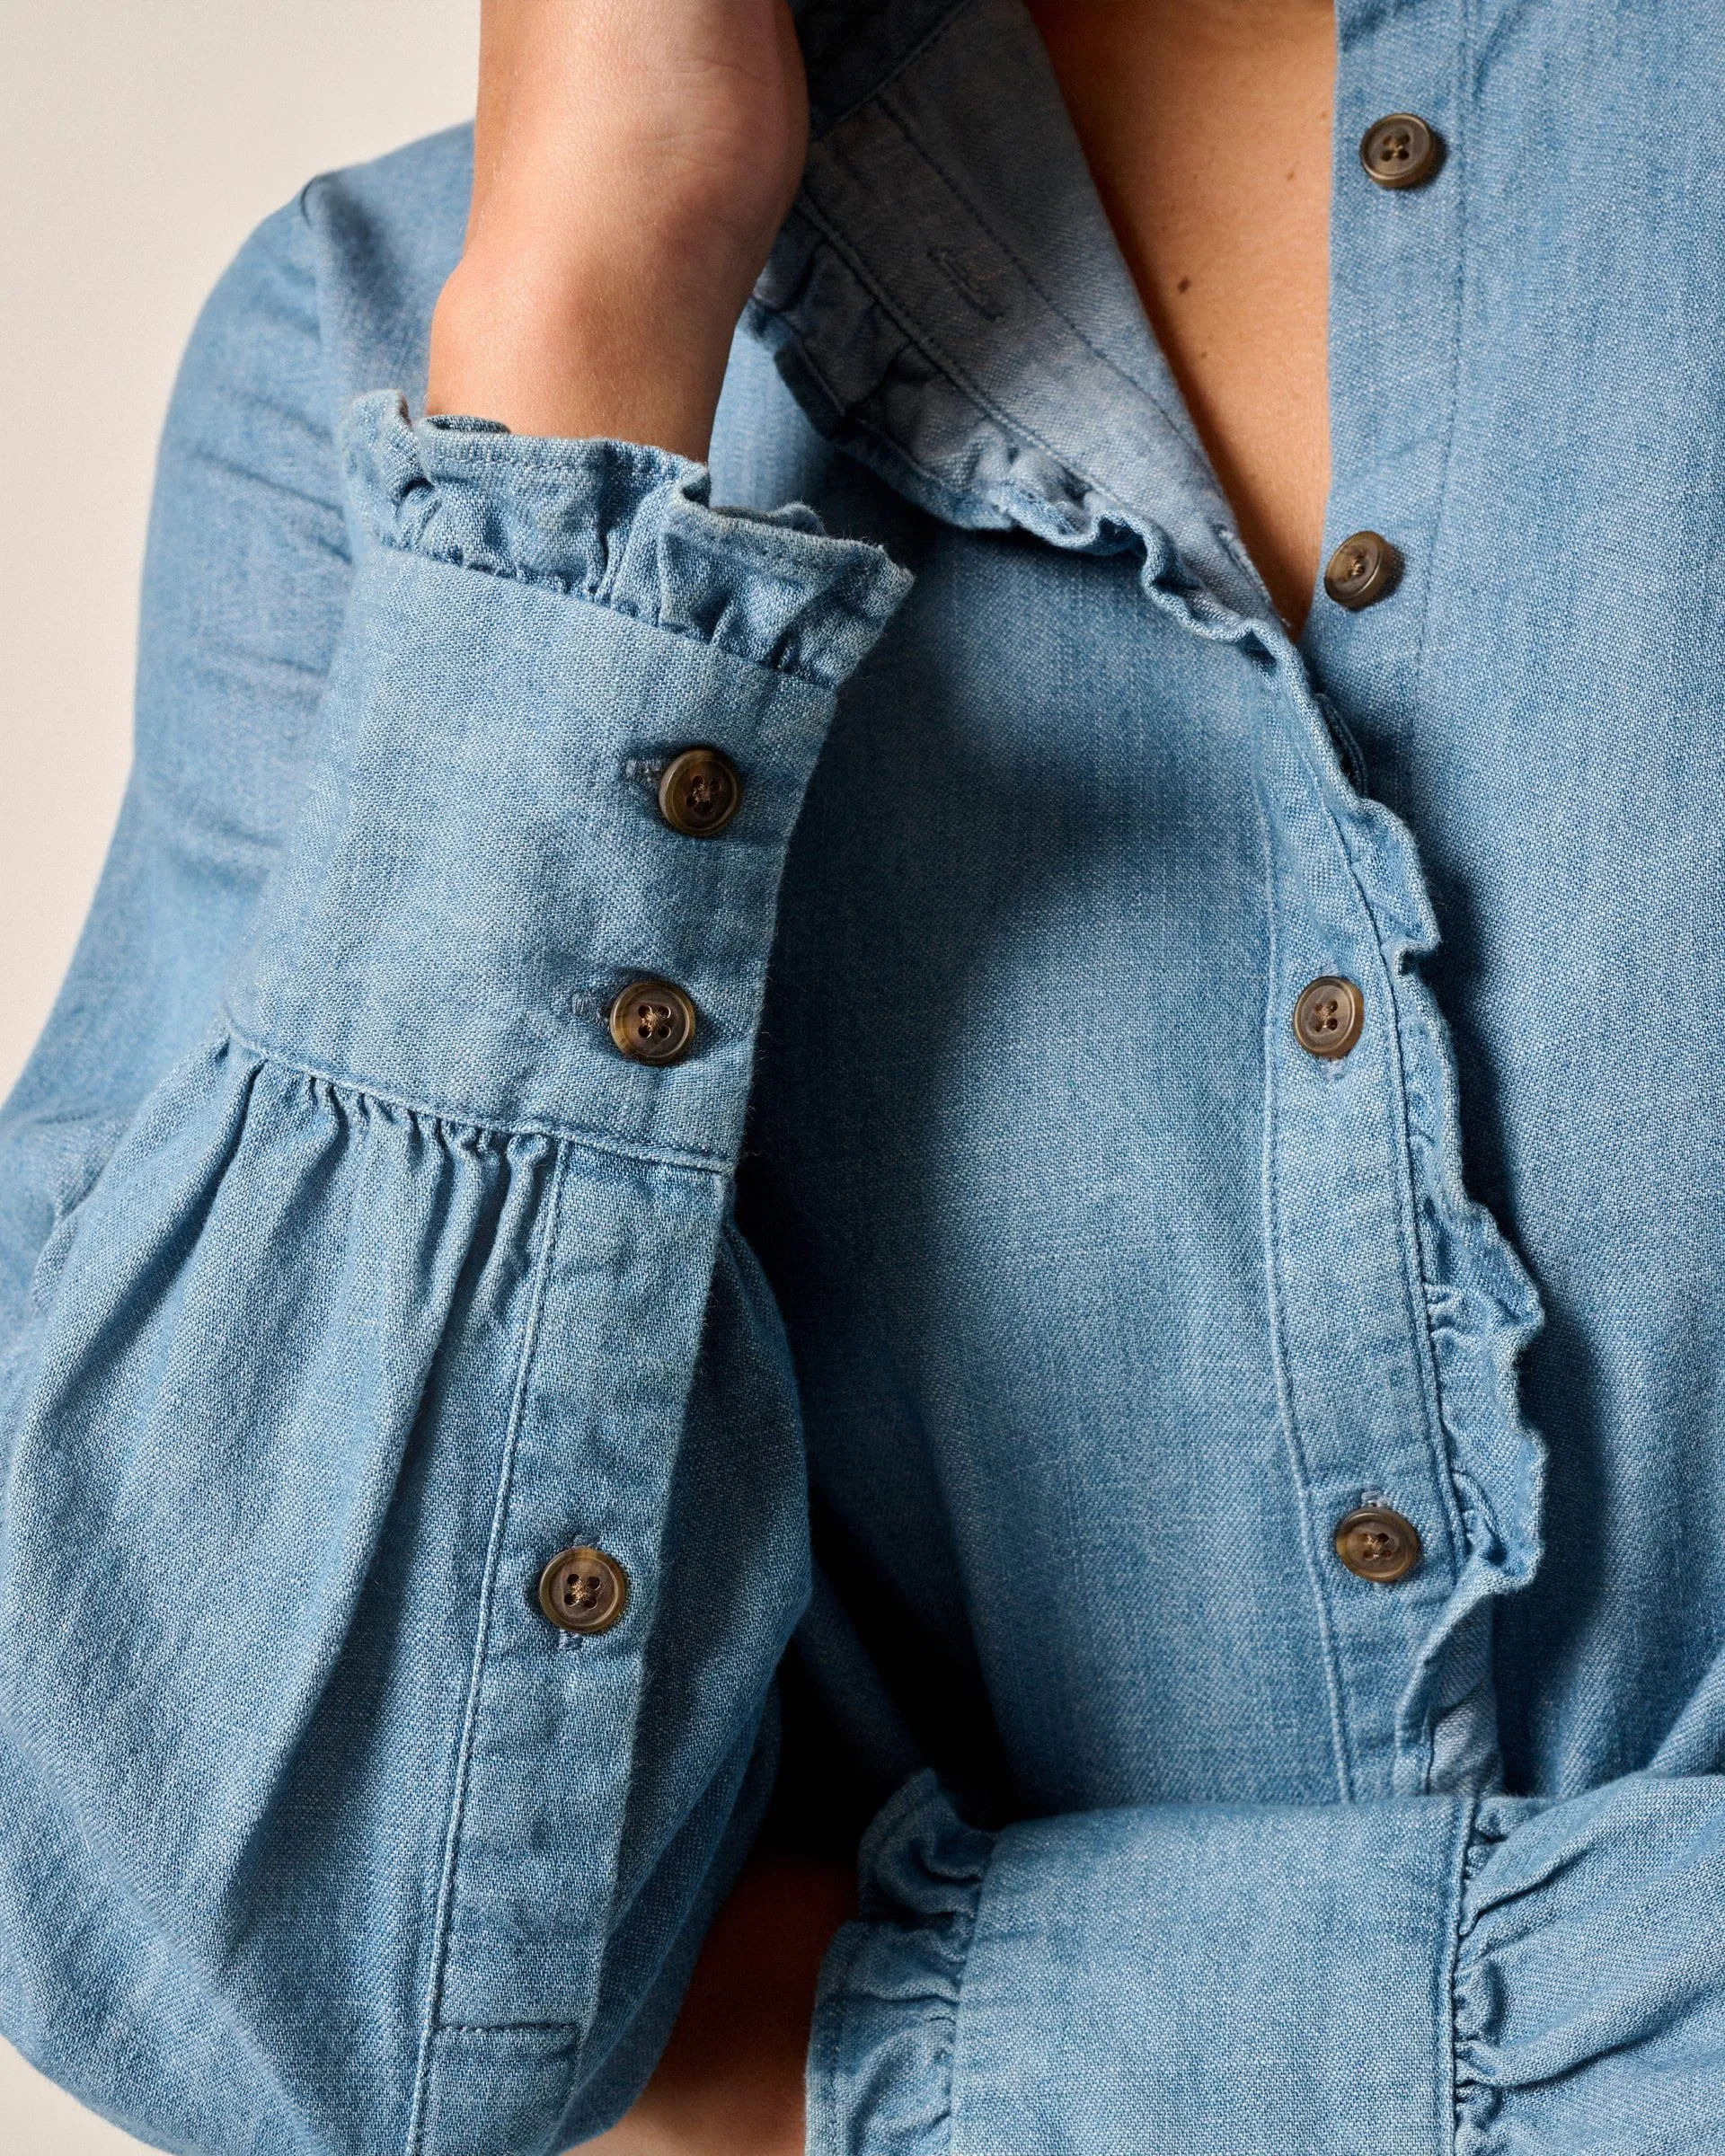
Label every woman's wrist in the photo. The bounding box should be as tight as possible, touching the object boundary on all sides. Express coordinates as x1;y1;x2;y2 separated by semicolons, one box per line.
426;240;743;456
424;0;808;457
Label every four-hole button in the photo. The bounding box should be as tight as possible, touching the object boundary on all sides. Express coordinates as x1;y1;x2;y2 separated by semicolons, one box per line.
1359;113;1443;190
1333;1506;1423;1584
1293;976;1365;1060
609;978;697;1065
658;747;742;837
538;1546;630;1634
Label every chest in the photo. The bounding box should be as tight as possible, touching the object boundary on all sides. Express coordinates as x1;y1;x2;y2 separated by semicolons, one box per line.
715;0;1725;1801
1027;1;1336;628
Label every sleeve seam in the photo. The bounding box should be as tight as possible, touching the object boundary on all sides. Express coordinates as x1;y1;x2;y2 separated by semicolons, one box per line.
406;1139;571;2156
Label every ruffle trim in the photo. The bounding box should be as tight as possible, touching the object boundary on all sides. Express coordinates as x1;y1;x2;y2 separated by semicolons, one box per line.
806;1770;992;2156
1450;1777;1725;2152
1330;783;1548;1797
341;391;912;691
1450;1792;1530;2148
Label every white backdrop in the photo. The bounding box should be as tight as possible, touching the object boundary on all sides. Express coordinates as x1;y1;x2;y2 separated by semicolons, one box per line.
0;5;477;2143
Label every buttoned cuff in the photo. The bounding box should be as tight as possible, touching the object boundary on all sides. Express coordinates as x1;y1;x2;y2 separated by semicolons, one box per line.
225;391;912;1162
809;1774;1473;2156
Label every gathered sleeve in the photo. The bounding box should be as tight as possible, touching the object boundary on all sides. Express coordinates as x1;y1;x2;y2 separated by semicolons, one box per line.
0;196;909;2156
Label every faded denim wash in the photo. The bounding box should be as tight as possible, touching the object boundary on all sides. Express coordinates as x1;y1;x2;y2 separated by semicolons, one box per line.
5;1;1725;2152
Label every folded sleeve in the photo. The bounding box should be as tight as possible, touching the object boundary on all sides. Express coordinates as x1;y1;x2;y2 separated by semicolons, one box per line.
0;197;910;2156
810;1767;1725;2156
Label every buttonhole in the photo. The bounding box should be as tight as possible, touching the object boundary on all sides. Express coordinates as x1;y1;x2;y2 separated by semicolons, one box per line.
927;245;1008;321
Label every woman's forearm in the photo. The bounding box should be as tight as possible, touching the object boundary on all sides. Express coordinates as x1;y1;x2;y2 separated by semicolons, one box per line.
434;13;843;2152
426;0;807;455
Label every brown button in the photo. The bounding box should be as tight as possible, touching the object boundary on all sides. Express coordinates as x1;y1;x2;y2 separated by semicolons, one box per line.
1359;113;1443;190
1333;1505;1423;1584
538;1546;630;1634
1293;976;1365;1060
658;747;742;838
609;978;696;1065
1323;531;1403;611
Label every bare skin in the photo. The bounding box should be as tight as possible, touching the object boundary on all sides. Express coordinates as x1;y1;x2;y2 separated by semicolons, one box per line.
428;0;807;455
580;1853;856;2156
426;4;1337;2148
1029;0;1336;630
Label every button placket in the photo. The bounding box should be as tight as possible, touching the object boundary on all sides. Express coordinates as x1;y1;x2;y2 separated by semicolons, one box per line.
1258;727;1466;1796
1248;21;1495;1802
438;1145;739;2032
1305;12;1467;739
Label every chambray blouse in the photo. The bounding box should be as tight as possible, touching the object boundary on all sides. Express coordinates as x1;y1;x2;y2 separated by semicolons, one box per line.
6;4;1725;2152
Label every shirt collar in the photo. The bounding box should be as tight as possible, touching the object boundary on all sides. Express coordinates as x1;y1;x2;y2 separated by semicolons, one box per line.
751;0;1275;626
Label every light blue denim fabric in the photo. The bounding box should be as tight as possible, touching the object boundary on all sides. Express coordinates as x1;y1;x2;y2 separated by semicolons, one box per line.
5;1;1725;2152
